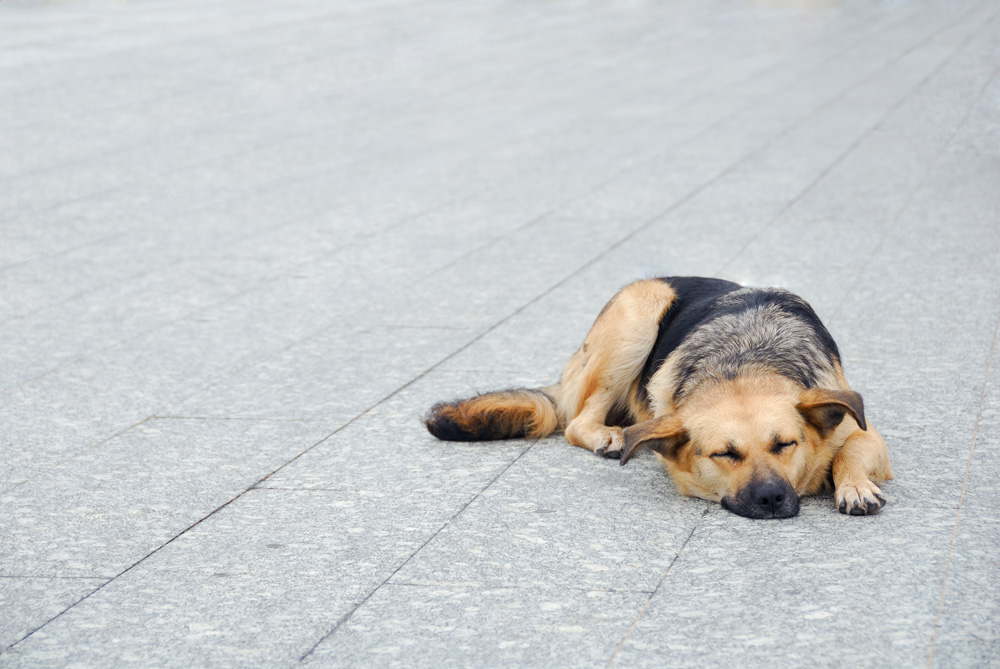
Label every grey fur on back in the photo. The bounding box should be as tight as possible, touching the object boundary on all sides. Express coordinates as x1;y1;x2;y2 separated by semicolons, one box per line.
668;288;840;401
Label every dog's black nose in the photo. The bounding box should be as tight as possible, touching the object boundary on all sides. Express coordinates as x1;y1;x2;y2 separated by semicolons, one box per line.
753;481;786;514
723;478;800;519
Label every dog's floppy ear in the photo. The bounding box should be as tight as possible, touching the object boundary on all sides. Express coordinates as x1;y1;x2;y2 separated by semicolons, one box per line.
620;415;688;466
797;388;866;436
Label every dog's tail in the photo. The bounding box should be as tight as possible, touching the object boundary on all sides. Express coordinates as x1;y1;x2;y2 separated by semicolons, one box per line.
424;387;560;441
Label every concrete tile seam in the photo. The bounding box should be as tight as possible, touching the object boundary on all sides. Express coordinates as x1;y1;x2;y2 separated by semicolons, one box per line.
0;576;108;580
927;307;1000;667
252;487;475;497
0;415;152;495
828;60;1000;325
2;460;289;651
714;7;1000;278
384;582;657;596
152;416;338;422
295;438;539;664
606;506;713;668
0;232;126;275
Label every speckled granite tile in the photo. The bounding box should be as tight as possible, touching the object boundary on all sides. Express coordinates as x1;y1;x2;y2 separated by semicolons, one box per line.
303;584;650;668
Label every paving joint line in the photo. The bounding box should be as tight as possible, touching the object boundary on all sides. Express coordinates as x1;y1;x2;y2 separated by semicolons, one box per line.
295;438;539;663
385;582;657;595
926;307;1000;667
2;483;255;653
606;506;713;667
0;416;153;496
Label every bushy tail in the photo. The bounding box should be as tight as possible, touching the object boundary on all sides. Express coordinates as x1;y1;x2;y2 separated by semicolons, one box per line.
424;388;560;441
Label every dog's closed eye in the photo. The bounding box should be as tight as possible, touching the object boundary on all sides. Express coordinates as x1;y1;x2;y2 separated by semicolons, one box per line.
710;445;744;462
771;439;797;454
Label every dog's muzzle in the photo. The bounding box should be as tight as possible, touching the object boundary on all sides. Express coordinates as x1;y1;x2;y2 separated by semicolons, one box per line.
721;478;800;519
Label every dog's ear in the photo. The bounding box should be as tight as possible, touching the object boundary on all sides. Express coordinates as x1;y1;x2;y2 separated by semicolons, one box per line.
797;388;866;436
620;415;688;466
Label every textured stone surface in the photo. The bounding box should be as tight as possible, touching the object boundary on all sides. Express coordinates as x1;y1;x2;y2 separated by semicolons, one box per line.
2;489;471;667
1;0;998;666
303;584;650;668
0;419;335;577
391;438;709;593
0;578;104;650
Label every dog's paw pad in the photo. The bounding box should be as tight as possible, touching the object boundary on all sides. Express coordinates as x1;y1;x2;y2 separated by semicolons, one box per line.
835;479;886;516
595;427;625;460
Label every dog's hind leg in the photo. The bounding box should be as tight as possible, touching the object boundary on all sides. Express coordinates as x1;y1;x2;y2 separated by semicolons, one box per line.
559;279;677;458
832;423;894;515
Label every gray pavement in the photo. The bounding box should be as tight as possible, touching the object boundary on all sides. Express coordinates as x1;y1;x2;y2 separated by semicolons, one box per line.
1;0;998;666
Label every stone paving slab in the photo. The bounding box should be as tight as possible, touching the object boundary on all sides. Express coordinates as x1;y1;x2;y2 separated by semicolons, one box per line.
2;0;998;666
302;584;649;668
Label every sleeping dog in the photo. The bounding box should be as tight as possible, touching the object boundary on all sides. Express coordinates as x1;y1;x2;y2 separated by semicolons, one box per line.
424;277;893;519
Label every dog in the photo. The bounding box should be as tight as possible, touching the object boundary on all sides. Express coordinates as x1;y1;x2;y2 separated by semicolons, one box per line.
424;277;893;519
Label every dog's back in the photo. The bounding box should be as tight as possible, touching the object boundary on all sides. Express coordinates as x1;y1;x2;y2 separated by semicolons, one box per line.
642;279;843;407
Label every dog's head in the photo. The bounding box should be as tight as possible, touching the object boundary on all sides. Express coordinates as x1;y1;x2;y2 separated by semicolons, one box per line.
620;377;865;519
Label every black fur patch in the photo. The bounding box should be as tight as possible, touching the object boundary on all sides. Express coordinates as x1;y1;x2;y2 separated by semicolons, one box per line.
424;401;491;441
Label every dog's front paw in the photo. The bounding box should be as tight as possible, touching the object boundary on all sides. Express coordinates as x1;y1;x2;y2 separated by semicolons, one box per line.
595;427;625;460
835;478;886;516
